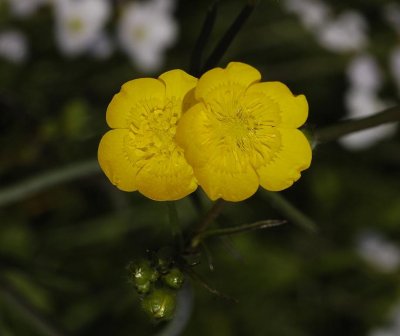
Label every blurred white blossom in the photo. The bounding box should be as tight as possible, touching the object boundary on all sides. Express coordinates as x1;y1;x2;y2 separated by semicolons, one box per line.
347;54;382;92
369;302;400;336
340;54;397;150
356;231;400;273
340;89;396;150
90;33;114;59
0;30;28;63
282;1;368;53
316;11;368;53
283;0;330;30
54;0;111;57
5;0;47;17
117;0;178;73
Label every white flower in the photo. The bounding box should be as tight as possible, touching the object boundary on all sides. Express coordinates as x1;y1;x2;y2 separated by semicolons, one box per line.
356;231;400;273
0;30;28;63
283;0;331;30
316;11;368;53
117;0;178;73
89;33;114;59
340;54;397;150
347;54;382;92
5;0;47;18
54;0;111;56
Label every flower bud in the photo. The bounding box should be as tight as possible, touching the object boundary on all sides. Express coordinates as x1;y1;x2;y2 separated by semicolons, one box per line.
128;260;159;293
162;267;184;289
136;281;151;294
141;288;176;320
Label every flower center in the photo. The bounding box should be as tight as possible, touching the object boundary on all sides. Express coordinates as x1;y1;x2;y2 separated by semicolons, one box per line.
67;18;84;34
132;26;148;42
128;99;180;164
207;91;282;166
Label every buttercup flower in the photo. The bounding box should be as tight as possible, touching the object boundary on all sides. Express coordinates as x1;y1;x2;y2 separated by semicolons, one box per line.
98;69;198;201
176;62;312;202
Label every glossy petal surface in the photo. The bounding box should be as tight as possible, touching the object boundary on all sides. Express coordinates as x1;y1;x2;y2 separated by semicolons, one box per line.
195;62;261;103
257;129;312;191
246;82;308;128
106;78;165;129
177;62;311;201
99;70;198;200
98;129;139;191
135;149;197;201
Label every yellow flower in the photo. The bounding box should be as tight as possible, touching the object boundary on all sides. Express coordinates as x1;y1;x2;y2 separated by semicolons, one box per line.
176;62;312;202
98;69;198;201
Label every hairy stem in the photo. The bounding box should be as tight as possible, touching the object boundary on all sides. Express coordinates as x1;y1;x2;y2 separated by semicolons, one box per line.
195;219;286;244
189;199;225;250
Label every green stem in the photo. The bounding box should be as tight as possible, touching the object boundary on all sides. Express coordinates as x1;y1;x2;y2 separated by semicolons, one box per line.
313;105;400;144
167;202;183;249
202;2;256;72
189;199;225;250
189;1;219;77
195;219;286;244
0;278;69;336
0;159;100;208
259;191;317;233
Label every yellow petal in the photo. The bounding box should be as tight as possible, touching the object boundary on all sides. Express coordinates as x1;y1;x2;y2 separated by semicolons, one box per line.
257;129;312;191
194;151;259;201
195;62;261;103
248;127;282;169
226;62;261;85
106;78;165;129
98;129;140;191
176;103;217;167
159;69;197;103
135;149;197;201
246;82;308;128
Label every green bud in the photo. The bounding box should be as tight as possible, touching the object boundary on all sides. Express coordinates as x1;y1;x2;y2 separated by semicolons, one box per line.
155;246;174;274
141;288;176;320
128;260;159;293
162;268;184;289
136;281;151;294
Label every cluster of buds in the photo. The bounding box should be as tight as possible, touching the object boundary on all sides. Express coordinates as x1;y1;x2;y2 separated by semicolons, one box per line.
128;249;185;321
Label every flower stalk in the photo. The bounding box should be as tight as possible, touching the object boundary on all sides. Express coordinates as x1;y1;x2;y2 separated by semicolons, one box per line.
189;0;219;77
202;2;256;73
259;191;318;233
189;199;225;250
191;219;286;248
313;105;400;144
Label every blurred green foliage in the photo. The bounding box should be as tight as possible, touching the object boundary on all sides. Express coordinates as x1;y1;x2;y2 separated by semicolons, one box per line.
1;0;400;335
